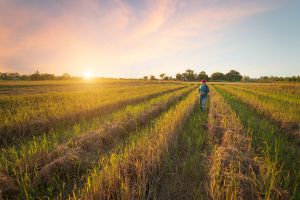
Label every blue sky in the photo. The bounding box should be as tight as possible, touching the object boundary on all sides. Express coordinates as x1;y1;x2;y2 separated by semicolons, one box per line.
216;0;300;77
0;0;299;78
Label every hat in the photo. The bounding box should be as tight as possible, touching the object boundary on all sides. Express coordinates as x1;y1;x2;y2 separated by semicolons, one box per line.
201;79;207;83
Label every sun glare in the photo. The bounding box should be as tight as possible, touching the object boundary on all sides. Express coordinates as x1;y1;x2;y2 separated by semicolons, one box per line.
83;71;93;79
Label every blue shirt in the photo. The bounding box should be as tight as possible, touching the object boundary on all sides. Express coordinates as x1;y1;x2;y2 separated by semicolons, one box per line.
199;84;209;97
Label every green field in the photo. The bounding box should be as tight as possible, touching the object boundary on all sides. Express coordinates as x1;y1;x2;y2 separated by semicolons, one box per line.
0;80;299;200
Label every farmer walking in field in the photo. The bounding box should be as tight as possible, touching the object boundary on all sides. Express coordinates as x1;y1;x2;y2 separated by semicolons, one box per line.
199;80;209;111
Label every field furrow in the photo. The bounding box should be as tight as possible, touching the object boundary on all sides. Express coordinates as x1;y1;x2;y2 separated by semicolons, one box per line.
226;84;300;105
0;80;181;95
149;102;211;200
0;84;187;147
0;85;195;199
215;84;300;142
72;89;198;199
1;80;299;200
207;86;264;200
218;83;300;96
215;85;300;199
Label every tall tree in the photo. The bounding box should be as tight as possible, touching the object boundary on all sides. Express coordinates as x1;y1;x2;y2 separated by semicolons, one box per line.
150;75;156;80
184;69;196;81
159;73;166;79
197;71;209;81
62;73;71;80
225;70;243;81
211;72;225;81
175;73;183;81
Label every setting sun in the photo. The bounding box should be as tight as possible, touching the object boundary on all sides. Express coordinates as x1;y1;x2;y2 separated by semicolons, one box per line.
83;71;93;79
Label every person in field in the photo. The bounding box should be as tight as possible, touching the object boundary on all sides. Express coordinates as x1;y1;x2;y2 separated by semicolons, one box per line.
199;80;209;111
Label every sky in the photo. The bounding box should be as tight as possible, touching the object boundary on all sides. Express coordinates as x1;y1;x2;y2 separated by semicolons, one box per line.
0;0;299;78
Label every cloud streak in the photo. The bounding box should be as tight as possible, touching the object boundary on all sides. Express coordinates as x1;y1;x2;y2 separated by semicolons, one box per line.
0;0;281;76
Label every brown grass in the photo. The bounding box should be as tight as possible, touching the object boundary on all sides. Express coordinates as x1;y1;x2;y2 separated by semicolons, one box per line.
0;86;195;198
0;173;19;199
78;91;197;200
31;103;166;188
281;122;300;145
33;147;92;186
0;86;186;147
216;84;300;144
208;87;262;200
10;89;191;198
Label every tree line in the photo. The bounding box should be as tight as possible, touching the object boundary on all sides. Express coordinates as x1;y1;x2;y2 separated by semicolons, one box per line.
144;69;243;82
144;69;300;82
0;71;73;81
1;69;299;82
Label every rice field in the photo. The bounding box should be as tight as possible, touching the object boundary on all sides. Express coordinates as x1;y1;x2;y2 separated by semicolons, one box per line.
0;80;299;200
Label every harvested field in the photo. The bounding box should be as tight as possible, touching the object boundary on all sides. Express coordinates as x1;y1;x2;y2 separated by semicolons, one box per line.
0;80;299;199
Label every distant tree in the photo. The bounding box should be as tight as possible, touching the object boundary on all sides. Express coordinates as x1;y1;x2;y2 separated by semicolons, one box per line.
30;71;56;80
184;69;196;81
197;71;209;81
62;73;71;79
150;75;156;80
225;70;243;81
40;73;55;80
242;75;251;82
211;72;225;81
259;76;269;82
20;75;30;80
30;70;41;80
175;73;183;81
159;73;166;79
0;72;6;80
163;76;170;80
143;76;148;80
257;75;300;82
181;72;187;81
288;76;300;82
0;72;20;80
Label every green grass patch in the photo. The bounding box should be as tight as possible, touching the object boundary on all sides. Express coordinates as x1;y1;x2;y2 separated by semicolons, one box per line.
215;85;300;199
150;102;211;200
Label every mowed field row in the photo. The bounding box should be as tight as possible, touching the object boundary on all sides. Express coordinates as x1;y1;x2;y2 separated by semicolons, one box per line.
208;86;299;199
215;84;300;142
0;82;188;146
0;80;179;95
0;81;196;199
0;80;299;200
213;84;300;199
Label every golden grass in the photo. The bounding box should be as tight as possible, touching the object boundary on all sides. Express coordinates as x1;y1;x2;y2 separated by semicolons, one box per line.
1;80;299;199
226;84;300;104
0;84;187;146
215;85;300;199
73;90;198;199
149;100;211;200
215;84;300;123
0;85;195;199
208;86;262;200
215;84;300;142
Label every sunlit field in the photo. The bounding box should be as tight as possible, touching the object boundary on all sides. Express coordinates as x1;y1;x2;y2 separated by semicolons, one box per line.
0;80;299;200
